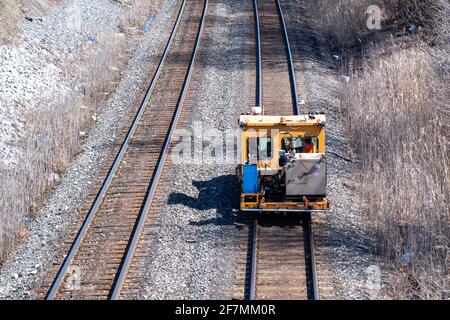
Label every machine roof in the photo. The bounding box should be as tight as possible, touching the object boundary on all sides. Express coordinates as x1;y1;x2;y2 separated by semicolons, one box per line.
239;114;326;127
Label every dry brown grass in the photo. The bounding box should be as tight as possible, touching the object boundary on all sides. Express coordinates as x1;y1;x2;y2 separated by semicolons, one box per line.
310;0;450;49
323;0;450;299
0;0;158;260
0;92;89;239
342;47;449;299
306;0;449;299
309;0;377;48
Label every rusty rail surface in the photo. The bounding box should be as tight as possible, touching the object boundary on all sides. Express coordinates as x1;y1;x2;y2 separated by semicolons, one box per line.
248;215;318;300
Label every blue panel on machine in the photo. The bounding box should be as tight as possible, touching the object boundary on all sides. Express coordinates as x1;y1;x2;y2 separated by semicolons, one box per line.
242;164;258;194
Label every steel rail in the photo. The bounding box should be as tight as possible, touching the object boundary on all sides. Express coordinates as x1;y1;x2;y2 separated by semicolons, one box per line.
248;216;258;300
306;215;320;300
110;0;209;300
45;0;188;300
253;0;263;112
247;0;260;301
275;0;300;115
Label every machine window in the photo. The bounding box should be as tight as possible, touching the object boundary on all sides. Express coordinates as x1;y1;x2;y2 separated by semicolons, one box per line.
247;137;272;161
282;136;303;153
282;136;319;153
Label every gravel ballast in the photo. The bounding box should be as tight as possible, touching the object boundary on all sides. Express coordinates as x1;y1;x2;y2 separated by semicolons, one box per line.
0;0;179;299
136;0;254;300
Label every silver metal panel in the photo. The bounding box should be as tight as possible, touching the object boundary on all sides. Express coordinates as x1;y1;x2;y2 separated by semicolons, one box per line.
285;159;327;196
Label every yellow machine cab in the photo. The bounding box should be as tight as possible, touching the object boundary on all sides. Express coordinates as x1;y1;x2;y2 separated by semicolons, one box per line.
237;113;329;213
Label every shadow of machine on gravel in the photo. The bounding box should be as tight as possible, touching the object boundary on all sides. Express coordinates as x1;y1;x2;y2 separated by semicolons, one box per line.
167;174;240;226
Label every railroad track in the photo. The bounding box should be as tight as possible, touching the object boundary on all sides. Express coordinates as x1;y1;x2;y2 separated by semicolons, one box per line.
256;0;298;115
249;215;318;300
42;0;208;300
233;0;319;300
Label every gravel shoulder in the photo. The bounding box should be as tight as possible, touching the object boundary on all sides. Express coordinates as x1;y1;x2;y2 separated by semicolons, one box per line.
0;0;179;299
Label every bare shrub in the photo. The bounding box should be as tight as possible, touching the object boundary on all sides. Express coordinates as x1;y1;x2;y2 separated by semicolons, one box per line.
0;92;88;259
0;171;25;259
309;0;449;49
80;31;128;104
426;0;450;78
342;46;449;299
116;0;163;34
309;0;377;48
126;0;151;29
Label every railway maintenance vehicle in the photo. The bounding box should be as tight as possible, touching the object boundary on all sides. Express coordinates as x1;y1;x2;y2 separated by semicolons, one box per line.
238;109;329;213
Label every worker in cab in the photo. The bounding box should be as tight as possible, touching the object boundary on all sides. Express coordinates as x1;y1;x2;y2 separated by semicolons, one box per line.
302;138;315;153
